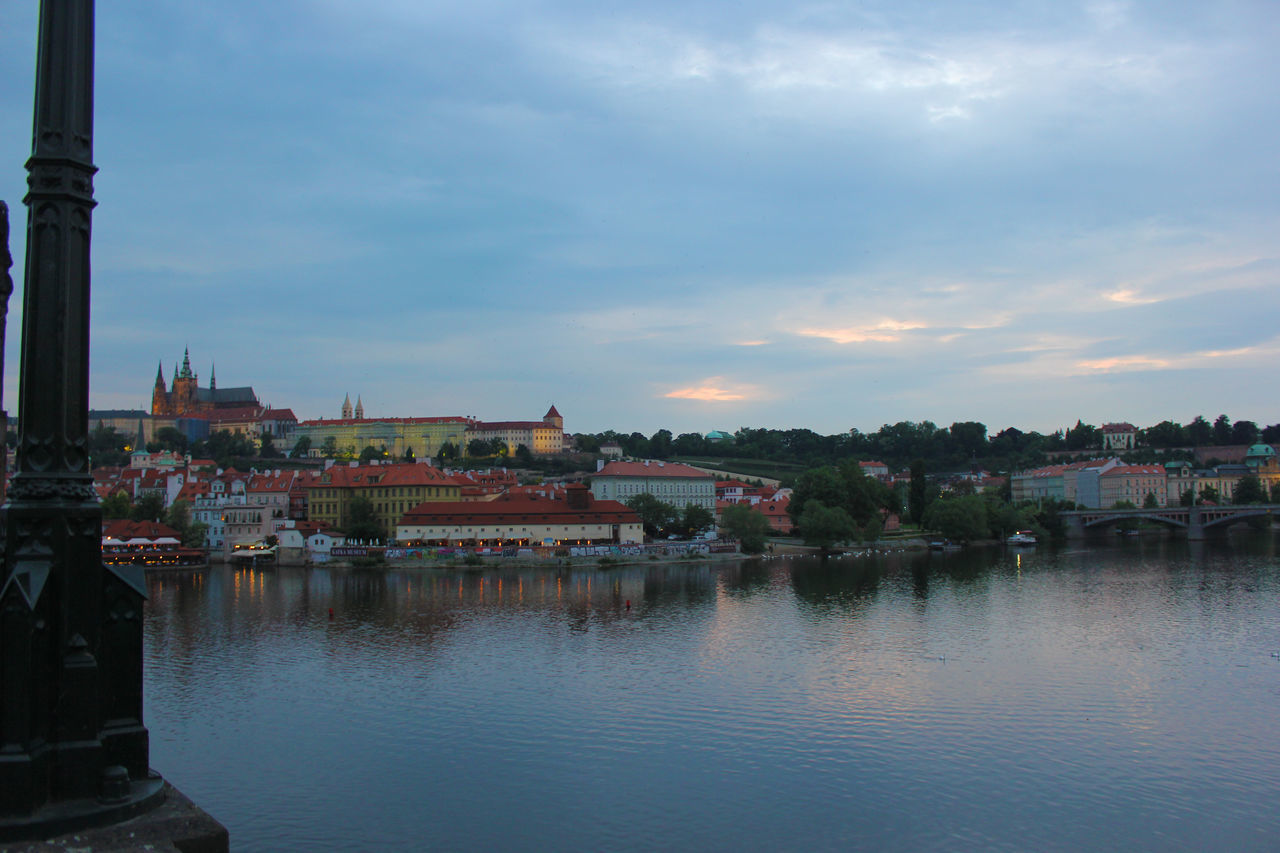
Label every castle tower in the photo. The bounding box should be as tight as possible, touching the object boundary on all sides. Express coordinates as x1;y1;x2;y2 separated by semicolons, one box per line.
151;361;168;415
355;395;364;419
544;404;563;430
342;393;353;419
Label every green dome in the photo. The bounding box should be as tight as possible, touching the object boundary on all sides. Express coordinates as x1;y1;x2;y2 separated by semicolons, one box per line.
1246;443;1275;458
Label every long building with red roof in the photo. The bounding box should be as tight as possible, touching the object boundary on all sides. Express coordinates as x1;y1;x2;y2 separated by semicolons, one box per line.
397;485;642;546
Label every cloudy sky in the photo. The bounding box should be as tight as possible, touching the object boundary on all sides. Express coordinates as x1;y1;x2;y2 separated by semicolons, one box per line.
1;1;1276;437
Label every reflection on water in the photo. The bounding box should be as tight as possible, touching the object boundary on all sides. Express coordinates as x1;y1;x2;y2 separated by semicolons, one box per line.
146;533;1280;851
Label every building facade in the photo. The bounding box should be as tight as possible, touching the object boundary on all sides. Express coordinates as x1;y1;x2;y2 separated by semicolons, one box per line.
306;462;461;538
590;460;716;512
397;486;642;546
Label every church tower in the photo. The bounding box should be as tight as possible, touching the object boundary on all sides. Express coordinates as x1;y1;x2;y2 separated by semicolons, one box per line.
342;393;353;419
355;395;364;419
151;361;169;415
172;347;196;413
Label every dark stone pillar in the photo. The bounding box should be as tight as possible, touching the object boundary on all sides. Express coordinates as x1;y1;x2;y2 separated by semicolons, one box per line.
0;1;165;838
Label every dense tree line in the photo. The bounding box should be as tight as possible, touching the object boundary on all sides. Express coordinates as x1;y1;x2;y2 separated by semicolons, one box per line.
581;414;1278;476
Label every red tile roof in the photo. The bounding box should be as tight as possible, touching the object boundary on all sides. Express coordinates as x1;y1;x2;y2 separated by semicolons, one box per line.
103;519;181;540
400;497;638;526
296;416;473;427
313;463;459;488
595;461;712;479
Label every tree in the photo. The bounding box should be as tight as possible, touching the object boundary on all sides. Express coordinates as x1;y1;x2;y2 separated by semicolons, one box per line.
437;441;458;462
949;421;988;457
1233;475;1267;505
1199;485;1221;505
672;432;708;456
649;429;674;459
1212;414;1232;445
321;436;339;458
130;492;165;522
625;493;678;538
164;498;208;548
100;491;131;519
467;438;491;457
290;435;312;458
153;426;189;454
1142;421;1186;448
1231;420;1259;445
344;495;384;542
259;431;282;459
909;459;928;525
1064;420;1101;451
165;499;192;536
798;500;857;551
1143;491;1160;509
679;503;714;538
923;495;989;543
514;444;533;466
89;424;129;467
359;444;386;464
1186;415;1212;446
403;446;416;462
182;521;208;549
720;503;772;554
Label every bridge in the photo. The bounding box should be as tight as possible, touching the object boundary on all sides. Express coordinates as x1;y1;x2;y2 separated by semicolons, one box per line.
1062;504;1280;540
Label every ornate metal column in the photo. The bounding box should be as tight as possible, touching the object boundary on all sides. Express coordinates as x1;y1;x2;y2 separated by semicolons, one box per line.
0;0;164;837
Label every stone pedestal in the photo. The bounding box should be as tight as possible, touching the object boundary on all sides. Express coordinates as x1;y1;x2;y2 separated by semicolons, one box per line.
0;784;228;853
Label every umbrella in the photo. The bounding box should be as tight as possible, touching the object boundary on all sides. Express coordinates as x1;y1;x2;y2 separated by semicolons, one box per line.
153;537;181;545
102;538;125;546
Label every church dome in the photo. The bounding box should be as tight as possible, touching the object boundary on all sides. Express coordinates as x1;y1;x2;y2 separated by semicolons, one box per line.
1245;443;1276;467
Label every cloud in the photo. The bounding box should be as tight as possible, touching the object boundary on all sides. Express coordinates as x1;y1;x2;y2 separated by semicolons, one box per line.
1076;355;1171;372
795;320;927;344
664;379;753;402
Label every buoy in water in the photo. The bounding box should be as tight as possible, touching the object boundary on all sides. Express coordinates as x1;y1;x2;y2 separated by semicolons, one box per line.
626;600;631;610
328;607;334;620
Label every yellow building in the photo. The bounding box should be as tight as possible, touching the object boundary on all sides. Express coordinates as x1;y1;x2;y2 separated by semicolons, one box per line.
306;462;461;539
466;406;566;455
294;416;473;460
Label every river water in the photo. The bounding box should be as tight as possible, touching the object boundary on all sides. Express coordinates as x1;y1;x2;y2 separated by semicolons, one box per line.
144;533;1280;851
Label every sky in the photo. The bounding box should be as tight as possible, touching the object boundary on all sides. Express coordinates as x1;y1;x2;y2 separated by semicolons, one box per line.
1;1;1277;438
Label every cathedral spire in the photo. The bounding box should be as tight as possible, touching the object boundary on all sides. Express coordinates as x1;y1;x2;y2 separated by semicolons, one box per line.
180;346;193;379
210;362;216;390
342;393;352;419
154;360;165;389
355;395;364;419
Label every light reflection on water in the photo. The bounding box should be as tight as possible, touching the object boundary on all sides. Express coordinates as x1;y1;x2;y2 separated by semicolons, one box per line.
145;534;1280;851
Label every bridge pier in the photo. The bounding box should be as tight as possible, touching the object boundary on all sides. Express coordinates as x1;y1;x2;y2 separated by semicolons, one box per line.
1065;515;1085;540
1187;506;1205;541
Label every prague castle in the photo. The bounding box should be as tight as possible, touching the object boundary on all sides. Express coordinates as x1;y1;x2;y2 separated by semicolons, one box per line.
151;348;259;417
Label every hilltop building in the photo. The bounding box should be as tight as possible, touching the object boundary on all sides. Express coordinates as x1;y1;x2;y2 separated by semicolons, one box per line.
293;401;568;459
151;348;259;417
1101;422;1138;452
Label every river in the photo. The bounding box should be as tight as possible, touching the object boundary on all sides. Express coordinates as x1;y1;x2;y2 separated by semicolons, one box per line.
144;532;1280;851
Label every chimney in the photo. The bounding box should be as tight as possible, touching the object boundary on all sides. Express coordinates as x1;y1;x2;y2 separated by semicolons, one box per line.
566;483;590;510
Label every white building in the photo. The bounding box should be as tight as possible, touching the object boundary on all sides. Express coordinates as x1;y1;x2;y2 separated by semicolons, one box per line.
590;460;716;512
